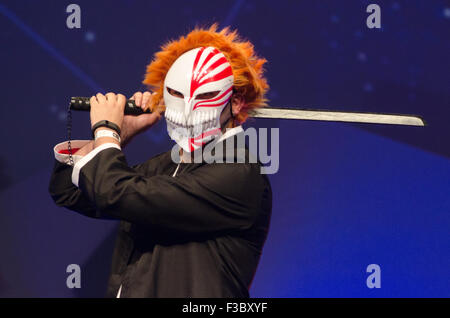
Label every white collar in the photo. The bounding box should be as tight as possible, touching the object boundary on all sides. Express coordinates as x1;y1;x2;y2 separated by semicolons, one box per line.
216;125;244;143
181;125;244;163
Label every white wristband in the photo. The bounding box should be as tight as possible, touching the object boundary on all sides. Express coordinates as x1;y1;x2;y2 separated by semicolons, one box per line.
95;129;121;143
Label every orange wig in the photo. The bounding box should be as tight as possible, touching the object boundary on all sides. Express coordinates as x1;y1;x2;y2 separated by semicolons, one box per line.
142;24;269;124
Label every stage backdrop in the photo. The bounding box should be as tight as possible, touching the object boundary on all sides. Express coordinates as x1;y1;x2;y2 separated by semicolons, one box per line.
0;0;448;297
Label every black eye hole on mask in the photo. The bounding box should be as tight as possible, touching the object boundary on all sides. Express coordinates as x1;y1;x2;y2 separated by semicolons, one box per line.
196;91;220;100
167;87;184;98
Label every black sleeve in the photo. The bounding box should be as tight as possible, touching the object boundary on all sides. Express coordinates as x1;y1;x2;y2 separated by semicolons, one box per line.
48;158;145;220
48;159;100;218
77;148;266;236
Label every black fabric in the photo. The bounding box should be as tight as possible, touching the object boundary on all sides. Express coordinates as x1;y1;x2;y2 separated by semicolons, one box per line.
49;135;272;298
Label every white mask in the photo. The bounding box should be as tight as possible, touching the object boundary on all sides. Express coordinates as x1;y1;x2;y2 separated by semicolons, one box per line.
163;46;234;153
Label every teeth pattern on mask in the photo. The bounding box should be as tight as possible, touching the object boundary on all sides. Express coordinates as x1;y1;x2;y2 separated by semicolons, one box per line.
165;108;170;121
166;109;220;138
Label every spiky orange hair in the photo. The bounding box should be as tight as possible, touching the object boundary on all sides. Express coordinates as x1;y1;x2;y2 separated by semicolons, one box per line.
142;24;269;124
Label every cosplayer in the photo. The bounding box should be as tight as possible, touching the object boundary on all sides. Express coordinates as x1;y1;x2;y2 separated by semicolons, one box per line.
49;24;272;297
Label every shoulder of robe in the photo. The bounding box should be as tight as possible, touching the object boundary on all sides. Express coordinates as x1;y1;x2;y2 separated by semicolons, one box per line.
133;149;175;176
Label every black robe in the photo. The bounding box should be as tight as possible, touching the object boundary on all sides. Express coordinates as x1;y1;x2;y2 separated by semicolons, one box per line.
48;133;272;297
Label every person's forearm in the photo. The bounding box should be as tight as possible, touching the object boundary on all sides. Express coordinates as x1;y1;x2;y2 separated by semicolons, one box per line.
75;140;95;156
119;131;134;148
69;129;125;157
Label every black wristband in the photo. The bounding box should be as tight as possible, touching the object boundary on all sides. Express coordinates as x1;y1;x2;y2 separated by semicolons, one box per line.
91;120;121;138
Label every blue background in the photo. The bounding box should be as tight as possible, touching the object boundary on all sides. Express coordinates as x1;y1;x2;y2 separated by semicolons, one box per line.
0;0;448;297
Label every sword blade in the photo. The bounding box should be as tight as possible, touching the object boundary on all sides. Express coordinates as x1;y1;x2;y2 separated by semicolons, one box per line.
248;107;425;126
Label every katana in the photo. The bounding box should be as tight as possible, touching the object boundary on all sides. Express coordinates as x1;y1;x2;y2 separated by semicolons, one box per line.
70;97;425;126
248;107;425;126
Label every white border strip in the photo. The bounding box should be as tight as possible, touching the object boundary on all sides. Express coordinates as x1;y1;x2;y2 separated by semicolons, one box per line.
71;143;121;187
54;140;91;165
